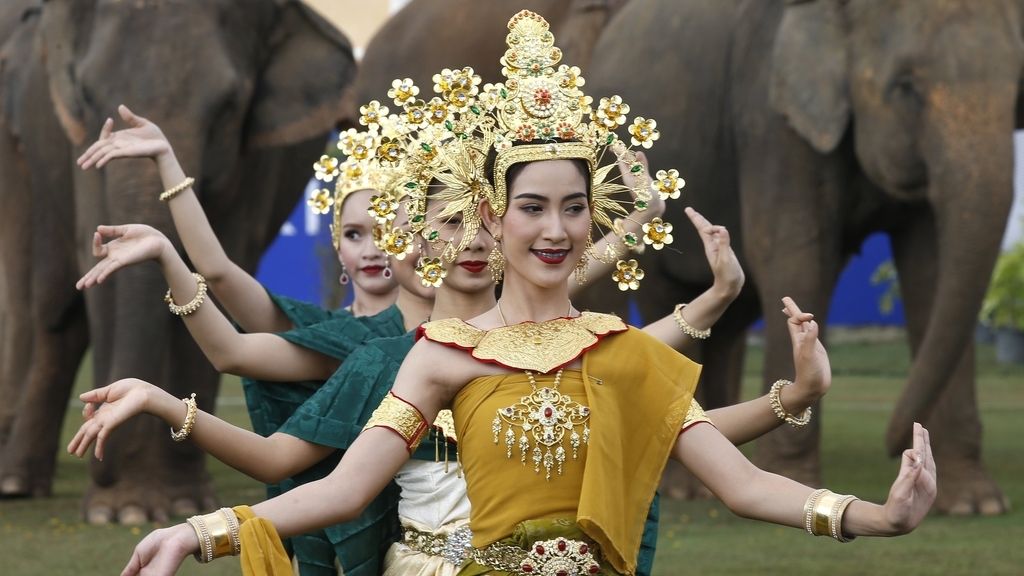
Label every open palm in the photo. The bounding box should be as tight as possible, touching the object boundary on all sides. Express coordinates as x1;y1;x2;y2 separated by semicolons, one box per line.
67;378;156;461
78;105;171;169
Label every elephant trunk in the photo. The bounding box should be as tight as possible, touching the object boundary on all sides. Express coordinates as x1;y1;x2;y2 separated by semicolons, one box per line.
885;86;1015;453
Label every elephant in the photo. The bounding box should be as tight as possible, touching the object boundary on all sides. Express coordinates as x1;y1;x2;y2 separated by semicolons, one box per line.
581;0;1016;514
0;0;356;523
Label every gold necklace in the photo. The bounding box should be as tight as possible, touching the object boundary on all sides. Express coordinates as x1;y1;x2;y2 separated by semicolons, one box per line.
492;368;591;480
495;299;573;326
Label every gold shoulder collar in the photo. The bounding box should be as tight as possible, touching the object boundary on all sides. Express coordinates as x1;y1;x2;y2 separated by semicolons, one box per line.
419;311;627;373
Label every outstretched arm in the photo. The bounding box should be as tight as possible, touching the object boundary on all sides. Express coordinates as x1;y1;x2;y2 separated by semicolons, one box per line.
641;207;744;351
674;421;936;538
705;297;829;445
118;339;450;576
77;105;291;334
76;224;338;381
67;379;332;484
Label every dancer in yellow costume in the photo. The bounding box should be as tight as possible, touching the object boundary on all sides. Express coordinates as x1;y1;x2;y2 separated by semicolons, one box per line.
113;11;935;576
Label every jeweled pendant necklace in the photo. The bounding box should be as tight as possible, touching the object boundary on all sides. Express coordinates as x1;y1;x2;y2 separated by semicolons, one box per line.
492;300;591;480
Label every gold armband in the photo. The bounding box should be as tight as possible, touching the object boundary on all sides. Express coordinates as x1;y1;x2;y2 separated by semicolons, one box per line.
681;399;712;431
187;507;241;563
804;489;858;542
363;392;429;452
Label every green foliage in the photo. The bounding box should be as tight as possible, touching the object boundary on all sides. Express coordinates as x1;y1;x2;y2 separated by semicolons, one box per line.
981;241;1024;330
870;259;901;316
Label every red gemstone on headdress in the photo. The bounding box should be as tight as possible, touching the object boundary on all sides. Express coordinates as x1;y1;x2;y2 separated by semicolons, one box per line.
535;544;545;555
579;544;589;554
522;563;533;573
557;540;567;552
534;88;552;106
589;564;601;574
544;407;553;418
556;571;568;576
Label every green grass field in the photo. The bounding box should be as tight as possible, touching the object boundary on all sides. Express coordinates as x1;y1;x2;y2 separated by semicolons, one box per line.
0;334;1021;575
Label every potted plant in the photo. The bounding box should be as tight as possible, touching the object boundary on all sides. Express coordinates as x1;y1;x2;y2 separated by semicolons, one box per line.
980;240;1024;364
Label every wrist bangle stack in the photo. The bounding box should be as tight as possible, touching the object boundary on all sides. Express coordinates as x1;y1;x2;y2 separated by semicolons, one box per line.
672;303;711;340
159;176;194;202
186;508;242;563
804;489;858;542
170;393;197;442
164;273;207;316
769;379;812;427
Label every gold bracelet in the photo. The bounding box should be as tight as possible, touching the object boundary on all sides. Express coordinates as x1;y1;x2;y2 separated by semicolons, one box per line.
170;393;197;442
201;509;235;560
813;490;840;537
830;495;859;542
363;391;429;452
219;507;241;556
186;514;213;563
672;303;711;339
164;272;208;316
803;488;829;535
159;176;194;202
768;379;812;427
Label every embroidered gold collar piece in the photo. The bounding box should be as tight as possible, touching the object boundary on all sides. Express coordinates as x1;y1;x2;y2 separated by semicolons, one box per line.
420;311;627;373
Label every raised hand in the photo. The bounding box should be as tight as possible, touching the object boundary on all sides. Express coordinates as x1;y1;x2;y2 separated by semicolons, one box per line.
121;523;198;576
781;296;830;404
883;423;937;533
68;378;170;461
78;104;172;169
76;224;172;289
685;206;744;298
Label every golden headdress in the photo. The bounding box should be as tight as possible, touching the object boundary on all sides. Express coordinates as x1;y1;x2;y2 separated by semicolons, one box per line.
362;10;686;289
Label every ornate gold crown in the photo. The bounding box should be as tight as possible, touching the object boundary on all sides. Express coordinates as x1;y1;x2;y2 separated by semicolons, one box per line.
356;10;685;289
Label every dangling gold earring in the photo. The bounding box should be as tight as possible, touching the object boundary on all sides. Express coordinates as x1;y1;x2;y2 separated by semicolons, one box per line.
574;234;593;285
487;237;505;283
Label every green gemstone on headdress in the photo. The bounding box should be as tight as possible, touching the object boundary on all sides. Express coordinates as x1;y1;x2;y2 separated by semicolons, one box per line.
470;105;481;115
405;181;419;189
606;134;615;145
421;143;433;153
428;230;440;241
624;233;638;246
630;164;643;173
445;120;454;131
635;200;648;210
412;214;425;223
500;88;508;98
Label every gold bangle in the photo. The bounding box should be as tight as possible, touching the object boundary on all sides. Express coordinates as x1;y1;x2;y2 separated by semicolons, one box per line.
159;176;194;202
831;495;859;542
170;393;197;442
803;488;828;535
813;490;840;537
186;514;213;563
768;379;812;427
219;507;241;556
164;272;208;316
363;391;429;452
200;509;234;560
672;303;711;340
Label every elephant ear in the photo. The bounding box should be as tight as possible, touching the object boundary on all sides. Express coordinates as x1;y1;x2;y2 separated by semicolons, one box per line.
769;0;850;154
247;0;356;148
38;0;96;146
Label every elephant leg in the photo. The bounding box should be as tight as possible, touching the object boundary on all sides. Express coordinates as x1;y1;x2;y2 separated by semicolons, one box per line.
83;269;176;525
0;125;35;493
891;214;1008;515
741;145;849;486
